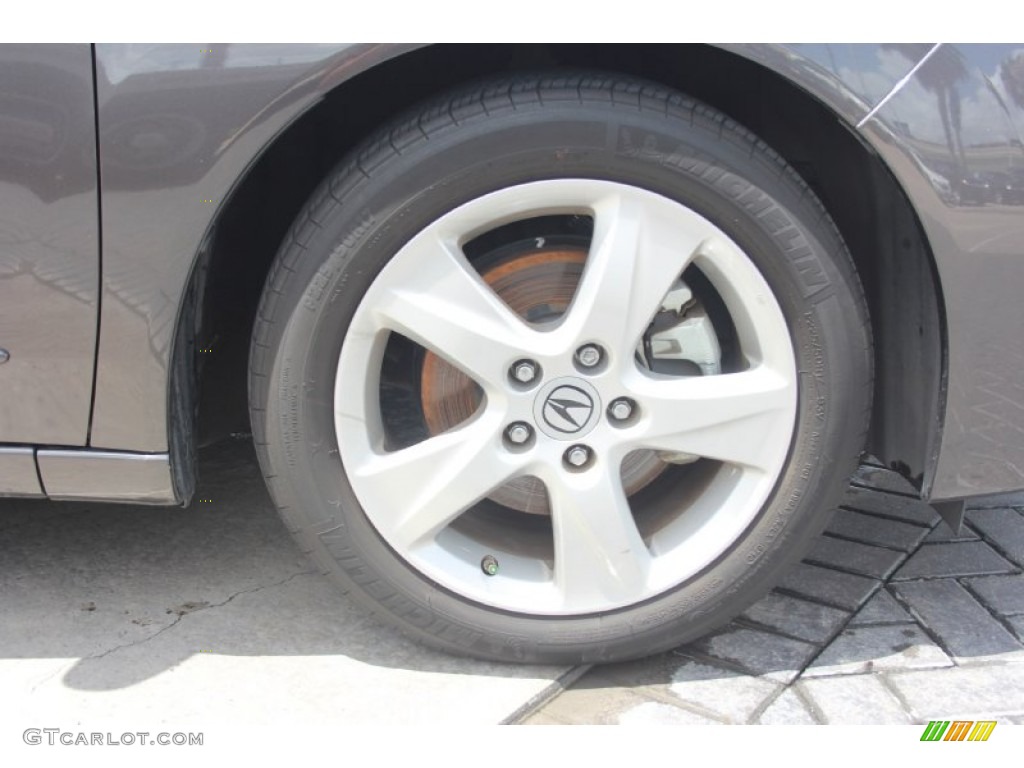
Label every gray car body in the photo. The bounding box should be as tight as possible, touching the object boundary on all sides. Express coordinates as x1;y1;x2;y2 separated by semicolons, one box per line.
1;43;1022;509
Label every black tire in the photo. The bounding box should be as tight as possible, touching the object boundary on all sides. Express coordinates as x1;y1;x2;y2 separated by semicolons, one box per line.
249;72;872;664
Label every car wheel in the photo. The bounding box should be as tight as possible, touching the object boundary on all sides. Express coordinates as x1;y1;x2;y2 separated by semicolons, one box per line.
249;73;872;663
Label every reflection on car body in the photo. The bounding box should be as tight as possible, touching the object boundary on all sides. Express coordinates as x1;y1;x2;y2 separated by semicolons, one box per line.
2;43;1024;663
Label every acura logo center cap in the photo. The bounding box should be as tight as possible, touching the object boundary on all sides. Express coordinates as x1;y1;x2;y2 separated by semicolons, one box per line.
533;377;602;440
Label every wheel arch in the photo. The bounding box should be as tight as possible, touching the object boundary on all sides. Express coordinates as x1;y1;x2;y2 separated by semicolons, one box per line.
176;44;945;501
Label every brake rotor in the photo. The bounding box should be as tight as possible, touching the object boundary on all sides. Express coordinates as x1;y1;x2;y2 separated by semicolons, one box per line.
420;244;665;514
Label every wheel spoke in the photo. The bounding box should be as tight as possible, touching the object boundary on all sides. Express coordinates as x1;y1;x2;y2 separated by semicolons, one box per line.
371;232;537;389
335;178;803;618
348;417;520;549
627;367;795;471
544;466;652;608
565;192;705;355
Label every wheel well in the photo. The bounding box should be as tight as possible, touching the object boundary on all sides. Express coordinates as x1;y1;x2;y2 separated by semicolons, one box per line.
188;44;943;494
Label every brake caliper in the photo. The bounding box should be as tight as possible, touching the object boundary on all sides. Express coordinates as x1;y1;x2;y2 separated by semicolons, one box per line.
641;279;722;465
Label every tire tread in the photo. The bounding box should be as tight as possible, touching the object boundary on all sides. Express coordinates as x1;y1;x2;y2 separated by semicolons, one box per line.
248;71;873;664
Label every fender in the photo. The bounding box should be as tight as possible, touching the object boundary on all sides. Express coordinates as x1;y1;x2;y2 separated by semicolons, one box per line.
82;44;1024;504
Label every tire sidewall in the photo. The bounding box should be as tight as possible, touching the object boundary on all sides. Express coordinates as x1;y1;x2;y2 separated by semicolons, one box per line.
257;92;869;662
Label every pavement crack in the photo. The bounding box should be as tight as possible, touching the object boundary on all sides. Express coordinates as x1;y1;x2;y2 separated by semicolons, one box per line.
83;570;316;663
202;569;315;612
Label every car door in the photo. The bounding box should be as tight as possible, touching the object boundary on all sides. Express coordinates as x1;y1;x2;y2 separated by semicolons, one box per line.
0;44;99;452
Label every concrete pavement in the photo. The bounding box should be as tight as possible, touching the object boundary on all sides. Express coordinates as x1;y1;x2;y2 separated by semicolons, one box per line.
0;440;566;727
3;440;1022;726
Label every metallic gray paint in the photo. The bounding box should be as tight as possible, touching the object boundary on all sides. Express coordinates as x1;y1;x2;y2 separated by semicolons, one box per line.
856;44;1024;499
88;43;408;451
0;447;43;496
2;43;1024;504
720;44;1024;500
722;43;921;127
36;449;174;503
0;44;99;446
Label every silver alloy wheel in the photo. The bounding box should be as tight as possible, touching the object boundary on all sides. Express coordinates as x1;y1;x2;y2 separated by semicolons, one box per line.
334;179;797;615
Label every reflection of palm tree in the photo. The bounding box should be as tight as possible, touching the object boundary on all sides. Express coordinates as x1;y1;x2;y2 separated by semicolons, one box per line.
1001;52;1024;110
884;44;969;170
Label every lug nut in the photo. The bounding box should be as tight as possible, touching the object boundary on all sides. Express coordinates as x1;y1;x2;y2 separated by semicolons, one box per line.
505;422;533;445
565;445;591;467
575;344;603;368
608;397;635;423
511;360;539;384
